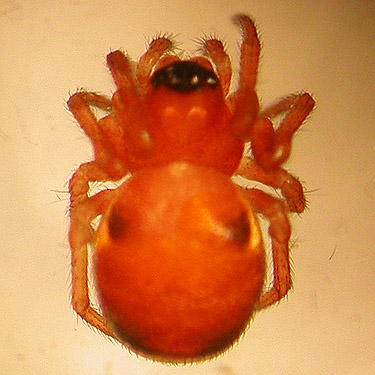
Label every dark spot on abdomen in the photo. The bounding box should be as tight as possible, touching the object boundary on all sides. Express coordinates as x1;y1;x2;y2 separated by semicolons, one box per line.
227;211;250;246
108;207;127;240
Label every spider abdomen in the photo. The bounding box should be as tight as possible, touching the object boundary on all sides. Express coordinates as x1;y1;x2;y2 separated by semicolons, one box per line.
94;162;265;361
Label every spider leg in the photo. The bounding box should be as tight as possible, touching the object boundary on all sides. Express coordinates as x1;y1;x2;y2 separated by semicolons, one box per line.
229;15;260;138
106;50;137;91
136;36;173;91
106;50;154;156
67;92;111;151
67;92;129;168
241;188;291;309
260;92;314;119
68;162;126;337
69;189;118;338
236;156;305;213
67;90;128;211
67;91;130;337
203;38;232;97
252;93;315;170
233;14;260;91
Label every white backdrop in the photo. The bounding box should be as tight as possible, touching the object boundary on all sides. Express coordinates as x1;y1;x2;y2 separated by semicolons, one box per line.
1;1;374;374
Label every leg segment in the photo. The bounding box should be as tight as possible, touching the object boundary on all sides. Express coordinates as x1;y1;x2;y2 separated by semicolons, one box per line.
136;37;173;91
67;91;130;337
68;161;127;208
68;162;125;337
233;14;260;91
106;50;154;156
241;188;292;309
252;93;315;170
203;38;232;97
106;50;137;92
236;156;305;213
260;92;313;119
229;15;260;139
67;92;129;168
67;92;112;156
69;189;118;338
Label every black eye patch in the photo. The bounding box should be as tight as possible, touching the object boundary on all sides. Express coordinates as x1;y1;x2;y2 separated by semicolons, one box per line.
151;61;218;91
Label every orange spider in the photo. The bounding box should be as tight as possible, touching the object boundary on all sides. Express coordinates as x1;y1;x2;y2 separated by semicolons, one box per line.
67;14;314;363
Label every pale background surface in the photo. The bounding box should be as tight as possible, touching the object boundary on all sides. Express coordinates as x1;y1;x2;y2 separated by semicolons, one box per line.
1;1;374;374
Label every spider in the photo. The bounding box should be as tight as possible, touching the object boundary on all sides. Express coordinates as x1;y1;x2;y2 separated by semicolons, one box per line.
66;14;314;363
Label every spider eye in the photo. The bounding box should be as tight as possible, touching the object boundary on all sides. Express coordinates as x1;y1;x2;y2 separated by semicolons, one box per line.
151;61;218;91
